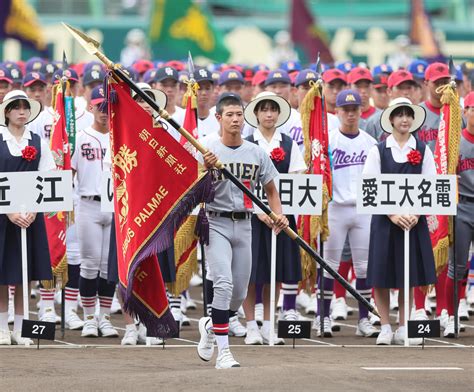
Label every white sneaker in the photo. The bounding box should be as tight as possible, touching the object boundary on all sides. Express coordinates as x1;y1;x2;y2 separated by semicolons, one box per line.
393;328;405;345
244;327;263;345
171;308;183;329
356;317;380;337
189;273;203;287
111;295;122;315
467;286;474;306
10;330;33;346
40;307;61;324
296;291;311;310
305;293;318;315
237;306;245;319
255;303;264;326
314;316;332;337
376;329;393;345
389;290;399;310
443;315;459;338
182;314;191;327
228;315;247;337
137;323;163;345
0;329;11;345
413;308;428;321
54;290;62;305
261;327;285;345
437;309;449;329
186;296;197;310
369;312;381;326
197;317;215;361
331;297;348;320
425;296;435;316
458;299;469;321
215;347;240;369
98;314;119;337
65;309;84;330
121;327;138;345
282;309;298;321
81;315;98;337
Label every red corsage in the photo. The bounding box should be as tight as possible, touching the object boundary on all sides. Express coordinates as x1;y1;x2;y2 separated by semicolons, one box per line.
406;149;422;165
270;147;286;162
22;146;38;162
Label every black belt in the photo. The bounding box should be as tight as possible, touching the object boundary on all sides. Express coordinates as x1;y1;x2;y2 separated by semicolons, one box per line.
207;211;252;220
459;195;474;203
81;195;101;202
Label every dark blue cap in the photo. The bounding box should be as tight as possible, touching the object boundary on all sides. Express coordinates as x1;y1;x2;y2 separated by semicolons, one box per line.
264;69;291;86
336;89;362;107
83;61;105;75
194;67;214;83
253;63;270;72
123;67;139;82
407;60;429;80
216;92;243;106
218;69;244;86
279;60;301;72
25;57;46;73
455;65;463;82
336;61;355;74
23;72;47;87
143;68;158;84
0;67;13;84
295;69;319;87
155;66;179;82
40;62;58;76
90;85;106;105
372;64;393;76
52;68;79;84
83;68;106;86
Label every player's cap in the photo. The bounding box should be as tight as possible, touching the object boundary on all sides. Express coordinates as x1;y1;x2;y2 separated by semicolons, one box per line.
83;68;106;87
455;66;463;82
25;57;46;73
83;61;105;75
164;60;184;72
253;63;270;72
387;70;415;88
0;67;13;84
221;64;244;74
143;68;158;84
464;92;474;109
52;68;80;84
211;71;220;82
322;69;347;84
22;72;47;87
335;61;355;74
348;67;373;84
132;82;167;109
279;60;301;73
372;64;393;76
1;62;22;83
0;89;42;126
132;59;154;75
218;69;244;86
216;92;243;107
194;68;214;83
264;69;291;86
90;85;106;106
155;66;179;82
244;91;290;129
252;70;269;87
123;67;139;82
289;71;298;85
295;69;319;87
40;62;58;77
373;74;389;89
380;97;426;134
336;89;362;107
407;59;428;80
460;61;474;76
425;62;450;82
178;70;189;84
242;67;254;83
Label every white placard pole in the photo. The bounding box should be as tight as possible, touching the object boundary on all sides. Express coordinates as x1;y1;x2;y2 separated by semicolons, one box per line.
269;231;277;347
20;205;30;347
404;228;410;347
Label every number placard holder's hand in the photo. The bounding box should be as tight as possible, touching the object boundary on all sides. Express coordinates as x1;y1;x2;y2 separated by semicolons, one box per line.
20;204;30;347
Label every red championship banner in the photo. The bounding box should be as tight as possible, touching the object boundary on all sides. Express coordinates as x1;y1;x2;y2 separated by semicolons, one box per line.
298;80;332;279
108;80;213;337
430;83;461;274
42;83;71;288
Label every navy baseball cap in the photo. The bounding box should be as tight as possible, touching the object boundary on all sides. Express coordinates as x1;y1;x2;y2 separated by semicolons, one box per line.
23;72;47;87
295;69;319;87
461;61;474;76
264;69;291;86
372;64;393;76
336;89;362;107
216;92;243;106
90;85;106;105
455;65;463;82
280;60;301;73
123;67;139;82
194;68;213;83
178;70;189;84
408;59;429;80
373;74;389;88
253;63;270;72
218;69;244;86
40;62;58;77
52;68;79;84
0;67;13;84
155;66;179;82
83;61;105;75
83;68;106;86
143;68;158;84
25;57;46;73
336;61;355;73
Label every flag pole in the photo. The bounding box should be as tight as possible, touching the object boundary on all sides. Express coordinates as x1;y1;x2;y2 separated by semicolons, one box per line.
62;23;379;318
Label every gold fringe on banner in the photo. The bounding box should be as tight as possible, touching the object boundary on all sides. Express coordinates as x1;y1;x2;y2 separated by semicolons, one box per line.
181;80;199;109
41;255;68;290
167;215;198;296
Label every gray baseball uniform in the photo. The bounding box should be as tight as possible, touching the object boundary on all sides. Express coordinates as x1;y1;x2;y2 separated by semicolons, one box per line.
201;138;278;311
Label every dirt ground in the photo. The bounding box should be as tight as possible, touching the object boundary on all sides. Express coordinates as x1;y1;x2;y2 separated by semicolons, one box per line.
0;288;473;391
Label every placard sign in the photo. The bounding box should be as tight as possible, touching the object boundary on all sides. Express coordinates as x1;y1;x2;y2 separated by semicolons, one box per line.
0;171;73;213
357;174;457;215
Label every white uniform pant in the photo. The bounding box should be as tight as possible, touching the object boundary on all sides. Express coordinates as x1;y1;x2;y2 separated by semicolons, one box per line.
76;198;112;280
324;203;371;279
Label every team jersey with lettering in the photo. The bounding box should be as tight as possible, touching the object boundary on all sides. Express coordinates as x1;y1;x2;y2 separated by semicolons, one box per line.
200;138;278;212
417;101;441;152
458;129;474;198
329;128;377;205
71;127;109;196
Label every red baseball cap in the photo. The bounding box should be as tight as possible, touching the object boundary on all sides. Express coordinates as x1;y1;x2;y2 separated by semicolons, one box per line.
347;67;373;84
252;70;269;86
373;74;388;88
164;60;184;72
322;69;347;84
464;92;474;108
425;62;450;82
132;60;154;74
387;70;415;88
